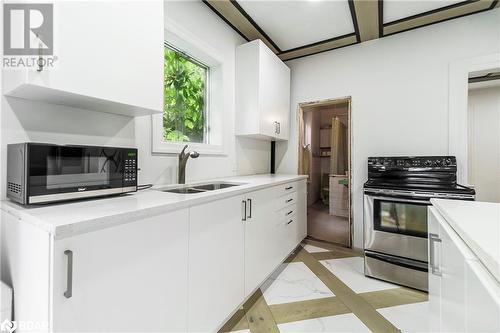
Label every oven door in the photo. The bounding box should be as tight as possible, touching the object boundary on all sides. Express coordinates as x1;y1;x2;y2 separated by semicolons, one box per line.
364;194;429;262
27;144;127;203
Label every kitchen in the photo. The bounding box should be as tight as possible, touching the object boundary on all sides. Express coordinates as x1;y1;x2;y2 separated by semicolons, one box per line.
1;1;499;332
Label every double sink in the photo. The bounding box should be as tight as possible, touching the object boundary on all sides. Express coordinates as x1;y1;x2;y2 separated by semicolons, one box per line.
158;182;243;194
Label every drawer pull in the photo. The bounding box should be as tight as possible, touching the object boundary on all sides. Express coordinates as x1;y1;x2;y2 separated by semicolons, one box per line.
64;250;73;298
286;210;293;216
286;198;293;203
287;219;293;225
285;186;293;190
242;200;247;221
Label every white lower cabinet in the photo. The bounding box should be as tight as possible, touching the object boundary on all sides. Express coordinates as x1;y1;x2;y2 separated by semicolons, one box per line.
428;207;500;333
188;195;245;332
53;209;189;332
244;187;281;297
3;179;307;333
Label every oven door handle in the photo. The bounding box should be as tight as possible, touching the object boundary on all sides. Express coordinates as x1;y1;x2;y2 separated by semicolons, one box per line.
367;196;432;205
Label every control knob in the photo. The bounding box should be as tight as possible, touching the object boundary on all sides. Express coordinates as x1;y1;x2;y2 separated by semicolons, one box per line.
424;160;432;167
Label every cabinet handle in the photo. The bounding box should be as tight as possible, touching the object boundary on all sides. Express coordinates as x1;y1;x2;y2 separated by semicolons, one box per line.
285;186;293;190
242;200;247;221
287;219;293;225
64;250;73;298
286;210;293;216
286;198;293;203
274;121;278;134
429;233;442;276
247;198;252;218
277;122;281;134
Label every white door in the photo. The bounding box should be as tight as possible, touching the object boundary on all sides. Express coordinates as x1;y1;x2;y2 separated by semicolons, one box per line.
52;209;189;332
188;195;245;332
244;187;279;297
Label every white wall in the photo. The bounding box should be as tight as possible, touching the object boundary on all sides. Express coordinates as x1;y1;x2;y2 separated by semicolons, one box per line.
0;1;271;199
277;9;500;249
468;86;500;203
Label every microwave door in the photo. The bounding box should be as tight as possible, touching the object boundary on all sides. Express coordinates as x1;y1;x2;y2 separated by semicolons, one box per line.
28;145;124;198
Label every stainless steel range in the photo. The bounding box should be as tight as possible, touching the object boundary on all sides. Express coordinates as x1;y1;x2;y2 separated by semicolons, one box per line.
363;156;475;291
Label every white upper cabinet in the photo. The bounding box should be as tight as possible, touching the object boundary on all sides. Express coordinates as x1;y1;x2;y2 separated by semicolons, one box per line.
5;1;164;117
235;40;291;141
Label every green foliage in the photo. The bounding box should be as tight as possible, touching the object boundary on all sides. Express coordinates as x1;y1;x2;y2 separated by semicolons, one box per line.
164;47;206;143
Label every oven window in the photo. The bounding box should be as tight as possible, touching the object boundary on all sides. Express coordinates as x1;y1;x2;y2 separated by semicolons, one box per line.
373;199;428;238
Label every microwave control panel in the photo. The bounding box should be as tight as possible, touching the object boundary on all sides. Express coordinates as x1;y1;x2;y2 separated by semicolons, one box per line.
124;149;138;185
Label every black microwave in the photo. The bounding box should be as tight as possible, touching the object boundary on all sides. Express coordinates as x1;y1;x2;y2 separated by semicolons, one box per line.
7;143;138;205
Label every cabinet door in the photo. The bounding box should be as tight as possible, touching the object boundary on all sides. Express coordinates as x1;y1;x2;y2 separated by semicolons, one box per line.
188;196;245;332
27;1;163;111
465;260;500;332
52;209;189;332
258;44;290;139
427;208;442;333
439;213;476;333
244;187;280;297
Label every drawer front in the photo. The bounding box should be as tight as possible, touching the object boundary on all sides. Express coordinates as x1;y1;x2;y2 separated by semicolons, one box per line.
278;205;297;224
277;182;298;197
275;192;297;211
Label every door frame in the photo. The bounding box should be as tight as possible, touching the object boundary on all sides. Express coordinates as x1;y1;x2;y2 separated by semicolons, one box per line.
448;52;500;185
297;96;353;247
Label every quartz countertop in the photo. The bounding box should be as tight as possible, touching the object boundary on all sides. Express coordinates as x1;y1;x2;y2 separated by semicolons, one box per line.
1;174;307;239
431;199;500;283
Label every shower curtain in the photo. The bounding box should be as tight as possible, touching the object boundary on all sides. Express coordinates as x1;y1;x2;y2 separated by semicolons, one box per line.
330;116;348;175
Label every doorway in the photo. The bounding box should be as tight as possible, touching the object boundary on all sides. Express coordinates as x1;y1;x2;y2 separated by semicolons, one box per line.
297;97;352;247
467;69;500;203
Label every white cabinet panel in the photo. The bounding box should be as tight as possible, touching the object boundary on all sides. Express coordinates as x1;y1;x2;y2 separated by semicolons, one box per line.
427;208;442;332
8;1;163;115
465;260;500;332
428;206;500;333
188;196;245;332
52;209;189;332
244;187;281;297
439;213;477;333
236;40;290;141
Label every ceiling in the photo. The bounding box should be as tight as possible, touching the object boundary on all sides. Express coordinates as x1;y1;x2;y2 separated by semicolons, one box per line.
203;0;500;61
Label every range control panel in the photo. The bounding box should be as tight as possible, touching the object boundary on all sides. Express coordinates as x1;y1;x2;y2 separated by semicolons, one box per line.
123;150;137;184
368;156;457;171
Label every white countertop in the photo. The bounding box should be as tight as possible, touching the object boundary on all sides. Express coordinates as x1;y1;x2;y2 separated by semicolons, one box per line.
1;174;307;239
431;199;500;283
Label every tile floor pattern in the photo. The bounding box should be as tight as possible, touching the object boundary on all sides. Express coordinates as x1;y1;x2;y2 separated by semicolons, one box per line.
220;239;429;333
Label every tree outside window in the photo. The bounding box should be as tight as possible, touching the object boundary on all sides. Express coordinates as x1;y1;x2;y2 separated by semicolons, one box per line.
163;44;208;143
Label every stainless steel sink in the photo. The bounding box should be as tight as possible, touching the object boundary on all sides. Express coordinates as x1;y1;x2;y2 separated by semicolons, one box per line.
159;182;244;194
163;187;206;194
191;183;240;191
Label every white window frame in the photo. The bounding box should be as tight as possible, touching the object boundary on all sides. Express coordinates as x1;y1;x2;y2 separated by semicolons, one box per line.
152;19;228;155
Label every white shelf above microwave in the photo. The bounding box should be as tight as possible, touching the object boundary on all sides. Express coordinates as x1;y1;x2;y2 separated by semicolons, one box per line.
4;83;163;117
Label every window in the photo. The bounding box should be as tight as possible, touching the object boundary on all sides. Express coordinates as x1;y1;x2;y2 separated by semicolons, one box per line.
163;43;209;143
152;23;226;155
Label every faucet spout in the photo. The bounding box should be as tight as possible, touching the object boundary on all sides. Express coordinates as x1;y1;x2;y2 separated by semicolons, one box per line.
178;145;199;184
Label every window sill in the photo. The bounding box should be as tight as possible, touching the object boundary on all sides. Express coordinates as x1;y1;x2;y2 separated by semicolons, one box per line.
152;141;228;156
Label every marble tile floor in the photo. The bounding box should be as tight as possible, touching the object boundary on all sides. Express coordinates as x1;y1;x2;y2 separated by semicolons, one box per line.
220;238;429;333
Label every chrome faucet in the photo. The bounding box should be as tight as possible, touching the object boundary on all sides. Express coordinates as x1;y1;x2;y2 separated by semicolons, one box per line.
178;145;199;184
